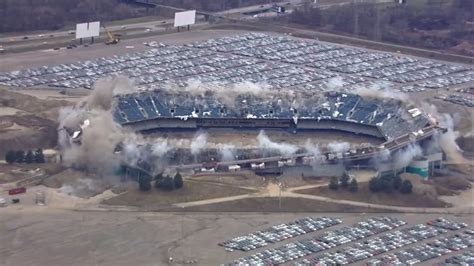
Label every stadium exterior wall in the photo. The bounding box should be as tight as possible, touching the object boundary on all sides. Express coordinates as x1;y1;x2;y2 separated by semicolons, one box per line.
125;117;385;139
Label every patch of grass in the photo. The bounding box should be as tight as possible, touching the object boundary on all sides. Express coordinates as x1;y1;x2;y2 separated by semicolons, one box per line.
102;180;254;209
294;182;449;208
178;197;395;213
106;16;167;27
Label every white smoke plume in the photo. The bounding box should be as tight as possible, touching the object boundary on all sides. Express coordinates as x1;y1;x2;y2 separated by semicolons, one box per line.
58;76;145;175
420;103;465;163
151;139;172;158
190;131;208;156
257;130;298;155
325;76;344;91
379;148;391;162
304;139;322;158
218;144;236;162
393;144;422;169
353;81;408;101
327;142;351;154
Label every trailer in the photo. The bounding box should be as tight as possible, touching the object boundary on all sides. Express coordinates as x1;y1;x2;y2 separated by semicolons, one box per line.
8;187;26;195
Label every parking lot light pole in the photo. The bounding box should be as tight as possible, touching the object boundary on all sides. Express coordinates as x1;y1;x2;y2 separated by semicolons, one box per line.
278;182;282;210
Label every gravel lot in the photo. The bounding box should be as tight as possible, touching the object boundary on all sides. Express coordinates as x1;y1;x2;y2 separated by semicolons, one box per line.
0;209;471;266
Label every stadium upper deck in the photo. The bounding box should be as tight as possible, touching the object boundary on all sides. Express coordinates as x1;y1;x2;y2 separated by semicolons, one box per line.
114;91;433;141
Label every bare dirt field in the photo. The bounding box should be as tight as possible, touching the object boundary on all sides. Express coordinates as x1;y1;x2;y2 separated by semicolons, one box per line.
187;171;265;188
0;88;73;157
0;209;471;266
102;180;256;210
178;196;391;213
293;182;450;208
12;88;88;103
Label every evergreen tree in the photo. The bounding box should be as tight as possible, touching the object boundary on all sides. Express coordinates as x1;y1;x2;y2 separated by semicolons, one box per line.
24;150;34;164
340;172;350;188
174;172;184;189
34;148;45;163
349;178;358;192
5;150;15;164
393;175;402;190
15;150;25;163
400;180;413;194
329;176;339;190
160;175;175;191
369;177;381;192
154;173;164;189
138;175;151;191
380;177;394;193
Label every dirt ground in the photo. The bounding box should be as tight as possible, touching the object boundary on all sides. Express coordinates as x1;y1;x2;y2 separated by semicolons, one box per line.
187;170;265;188
294;182;450;208
102;180;255;210
0;88;73;157
1;210;471;266
178;196;392;213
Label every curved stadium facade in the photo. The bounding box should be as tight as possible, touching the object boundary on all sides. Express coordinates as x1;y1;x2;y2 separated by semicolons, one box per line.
115;91;438;142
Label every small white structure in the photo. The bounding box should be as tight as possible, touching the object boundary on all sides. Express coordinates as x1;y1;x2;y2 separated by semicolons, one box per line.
228;165;241;172
43;149;61;163
75;21;100;40
174;10;196;28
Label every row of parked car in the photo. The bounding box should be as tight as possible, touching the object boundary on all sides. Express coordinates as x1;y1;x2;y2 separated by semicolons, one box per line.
188;33;473;89
428;217;469;230
219;217;341;252
1;33;472;94
229;217;406;265
297;224;448;265
440;94;474;108
440;250;474;265
373;230;474;265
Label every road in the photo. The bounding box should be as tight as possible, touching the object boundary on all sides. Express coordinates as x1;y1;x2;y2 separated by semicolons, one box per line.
0;0;354;51
0;1;299;44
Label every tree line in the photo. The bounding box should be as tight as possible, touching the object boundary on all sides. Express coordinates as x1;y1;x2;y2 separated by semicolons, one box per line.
5;149;46;164
328;173;413;194
138;171;184;191
329;172;358;192
289;0;473;53
369;175;413;194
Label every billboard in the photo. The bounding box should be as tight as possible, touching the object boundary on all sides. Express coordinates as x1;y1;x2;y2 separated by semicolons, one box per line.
75;21;101;39
174;10;196;27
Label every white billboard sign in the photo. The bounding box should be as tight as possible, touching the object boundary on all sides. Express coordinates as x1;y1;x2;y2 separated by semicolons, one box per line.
75;21;101;39
174;10;196;27
88;21;101;37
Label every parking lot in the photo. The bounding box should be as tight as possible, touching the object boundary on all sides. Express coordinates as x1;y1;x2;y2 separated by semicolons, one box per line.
371;231;473;265
219;217;342;252
0;33;472;95
230;216;407;265
229;217;472;265
439;250;474;265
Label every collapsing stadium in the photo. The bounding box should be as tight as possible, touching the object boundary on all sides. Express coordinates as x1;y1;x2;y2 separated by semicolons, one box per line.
81;87;446;179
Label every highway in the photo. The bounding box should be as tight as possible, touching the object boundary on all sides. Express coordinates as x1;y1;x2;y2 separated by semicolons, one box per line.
0;1;301;44
0;0;358;50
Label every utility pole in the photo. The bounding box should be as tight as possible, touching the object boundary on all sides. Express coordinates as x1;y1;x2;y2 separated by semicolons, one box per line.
278;182;282;209
374;3;381;41
353;0;359;37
